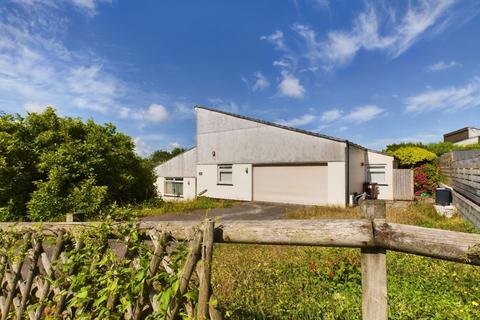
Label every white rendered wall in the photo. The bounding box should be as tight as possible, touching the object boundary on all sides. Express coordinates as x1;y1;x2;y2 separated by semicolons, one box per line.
156;176;196;201
196;164;252;201
454;137;480;146
366;151;394;200
155;148;197;178
327;162;346;206
348;146;366;196
196;108;346;165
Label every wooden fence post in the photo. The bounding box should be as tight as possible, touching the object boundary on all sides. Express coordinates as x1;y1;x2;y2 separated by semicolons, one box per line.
197;219;215;320
66;212;85;222
360;200;387;320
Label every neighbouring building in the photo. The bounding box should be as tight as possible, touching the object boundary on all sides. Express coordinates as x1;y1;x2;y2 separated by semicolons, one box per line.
443;127;480;145
155;106;395;206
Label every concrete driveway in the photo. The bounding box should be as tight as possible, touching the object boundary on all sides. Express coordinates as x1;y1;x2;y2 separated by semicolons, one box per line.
141;201;304;221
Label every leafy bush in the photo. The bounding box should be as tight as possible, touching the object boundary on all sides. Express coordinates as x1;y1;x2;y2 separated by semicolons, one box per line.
385;141;480;157
0;221;192;318
414;163;443;196
0;108;156;221
390;146;437;167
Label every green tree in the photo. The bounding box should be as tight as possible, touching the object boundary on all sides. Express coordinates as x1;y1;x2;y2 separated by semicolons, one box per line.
0;108;156;221
147;147;187;168
389;146;437;168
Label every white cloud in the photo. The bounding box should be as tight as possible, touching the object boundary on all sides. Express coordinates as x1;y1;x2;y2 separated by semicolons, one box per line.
133;137;153;157
261;31;298;71
167;141;181;150
24;102;48;113
118;104;170;122
405;77;480;113
145;104;169;122
393;0;455;57
276;114;316;127
0;2;130;117
278;72;305;98
71;0;111;16
264;1;460;72
175;102;194;114
321;109;342;122
344;105;384;124
241;71;270;92
0;1;183;127
252;71;270;91
260;31;286;51
427;60;461;71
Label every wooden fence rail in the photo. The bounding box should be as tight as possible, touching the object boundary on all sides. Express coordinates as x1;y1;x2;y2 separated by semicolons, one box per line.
0;200;479;319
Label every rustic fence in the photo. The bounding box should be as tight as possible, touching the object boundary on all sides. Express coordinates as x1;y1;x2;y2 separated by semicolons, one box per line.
393;169;414;200
440;150;480;227
0;200;479;319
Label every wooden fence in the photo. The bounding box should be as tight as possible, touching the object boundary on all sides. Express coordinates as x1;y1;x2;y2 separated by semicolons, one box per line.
440;150;480;227
393;169;414;200
0;200;479;319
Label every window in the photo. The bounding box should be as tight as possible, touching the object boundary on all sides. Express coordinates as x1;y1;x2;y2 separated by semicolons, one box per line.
367;165;386;184
164;177;184;197
218;164;233;185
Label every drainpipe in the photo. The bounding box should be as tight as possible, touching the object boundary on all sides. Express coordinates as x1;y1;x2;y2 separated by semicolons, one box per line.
345;141;350;206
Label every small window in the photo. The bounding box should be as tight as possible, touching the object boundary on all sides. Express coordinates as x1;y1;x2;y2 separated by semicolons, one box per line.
367;165;386;184
165;177;184;197
218;164;233;185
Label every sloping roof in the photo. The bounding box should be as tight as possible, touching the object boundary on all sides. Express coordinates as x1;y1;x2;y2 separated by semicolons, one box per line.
444;126;480;137
195;105;372;151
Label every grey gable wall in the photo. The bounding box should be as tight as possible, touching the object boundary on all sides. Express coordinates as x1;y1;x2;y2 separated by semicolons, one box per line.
196;108;346;165
155;147;197;178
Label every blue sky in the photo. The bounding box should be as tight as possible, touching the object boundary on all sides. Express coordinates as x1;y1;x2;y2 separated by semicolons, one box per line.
1;0;480;155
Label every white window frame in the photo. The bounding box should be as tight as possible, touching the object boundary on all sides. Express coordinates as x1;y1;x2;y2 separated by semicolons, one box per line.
366;164;387;184
164;177;184;197
217;164;233;185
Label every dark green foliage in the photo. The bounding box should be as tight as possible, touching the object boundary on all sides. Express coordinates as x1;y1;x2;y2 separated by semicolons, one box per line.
0;108;156;221
147;147;187;168
385;141;480;157
0;221;192;319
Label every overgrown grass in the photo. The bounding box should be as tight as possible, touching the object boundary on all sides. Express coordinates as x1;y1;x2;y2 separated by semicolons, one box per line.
132;196;236;217
212;201;480;319
284;201;478;233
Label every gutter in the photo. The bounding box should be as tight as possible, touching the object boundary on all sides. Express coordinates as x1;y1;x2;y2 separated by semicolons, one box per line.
345;141;350;206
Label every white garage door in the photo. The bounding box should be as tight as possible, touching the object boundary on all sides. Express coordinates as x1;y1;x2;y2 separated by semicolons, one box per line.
253;164;328;205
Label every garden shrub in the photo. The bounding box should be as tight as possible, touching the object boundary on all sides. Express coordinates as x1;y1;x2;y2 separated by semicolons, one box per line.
391;146;437;168
0;221;193;319
414;163;443;196
385;141;480;157
0;108;156;221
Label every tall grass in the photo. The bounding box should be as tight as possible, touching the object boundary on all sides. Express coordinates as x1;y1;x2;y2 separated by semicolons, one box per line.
132;196;236;216
212;202;480;319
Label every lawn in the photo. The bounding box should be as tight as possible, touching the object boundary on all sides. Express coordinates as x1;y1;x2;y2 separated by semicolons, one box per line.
211;202;480;319
127;196;236;217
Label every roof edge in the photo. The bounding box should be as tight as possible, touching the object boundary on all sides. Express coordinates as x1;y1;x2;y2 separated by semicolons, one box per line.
444;126;480;137
154;146;197;169
195;105;348;144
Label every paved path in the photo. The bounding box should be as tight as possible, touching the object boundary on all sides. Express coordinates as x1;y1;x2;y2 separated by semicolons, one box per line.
141;201;304;221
